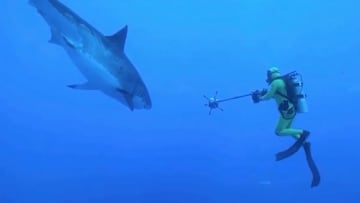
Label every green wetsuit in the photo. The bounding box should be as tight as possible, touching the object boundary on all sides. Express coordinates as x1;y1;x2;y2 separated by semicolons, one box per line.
259;78;304;139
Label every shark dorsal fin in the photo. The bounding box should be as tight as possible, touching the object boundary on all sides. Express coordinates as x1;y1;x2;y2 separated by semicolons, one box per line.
106;25;128;52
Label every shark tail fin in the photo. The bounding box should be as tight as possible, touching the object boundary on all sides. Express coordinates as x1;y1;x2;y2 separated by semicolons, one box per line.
106;25;128;52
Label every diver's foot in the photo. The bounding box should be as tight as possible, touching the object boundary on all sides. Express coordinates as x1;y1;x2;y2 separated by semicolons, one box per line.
276;130;310;161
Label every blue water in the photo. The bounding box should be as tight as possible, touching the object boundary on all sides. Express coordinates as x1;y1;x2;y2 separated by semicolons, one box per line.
1;0;360;202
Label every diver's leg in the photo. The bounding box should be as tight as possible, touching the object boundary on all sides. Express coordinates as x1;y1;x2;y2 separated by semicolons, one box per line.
275;116;303;138
275;116;310;161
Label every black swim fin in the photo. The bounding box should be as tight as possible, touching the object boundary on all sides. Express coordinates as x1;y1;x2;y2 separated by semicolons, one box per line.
303;142;320;187
276;130;310;161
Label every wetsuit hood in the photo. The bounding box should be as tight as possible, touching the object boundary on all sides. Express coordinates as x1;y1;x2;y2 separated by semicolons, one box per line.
266;67;281;84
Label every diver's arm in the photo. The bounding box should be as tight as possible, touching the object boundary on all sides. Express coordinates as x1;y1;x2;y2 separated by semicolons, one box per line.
260;79;281;100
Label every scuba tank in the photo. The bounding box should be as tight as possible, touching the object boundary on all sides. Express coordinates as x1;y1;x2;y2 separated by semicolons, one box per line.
285;71;308;113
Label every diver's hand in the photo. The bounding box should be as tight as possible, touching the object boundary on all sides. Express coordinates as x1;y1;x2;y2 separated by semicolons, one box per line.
251;89;267;103
252;90;261;103
260;88;267;96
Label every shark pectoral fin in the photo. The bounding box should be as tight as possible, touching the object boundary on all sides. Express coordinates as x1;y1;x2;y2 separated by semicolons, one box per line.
67;82;97;90
116;88;134;111
106;25;128;52
49;29;62;45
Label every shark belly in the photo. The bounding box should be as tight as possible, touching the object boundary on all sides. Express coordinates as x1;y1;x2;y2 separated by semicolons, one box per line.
63;44;137;109
66;49;136;109
65;47;120;90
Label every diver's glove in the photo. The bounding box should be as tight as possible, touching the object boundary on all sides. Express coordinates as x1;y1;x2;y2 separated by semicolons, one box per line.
251;89;267;103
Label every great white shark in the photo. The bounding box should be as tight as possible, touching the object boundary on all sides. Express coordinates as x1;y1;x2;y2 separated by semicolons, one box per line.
29;0;152;111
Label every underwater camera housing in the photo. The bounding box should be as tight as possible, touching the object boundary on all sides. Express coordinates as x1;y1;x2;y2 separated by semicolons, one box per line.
203;91;253;115
203;91;224;115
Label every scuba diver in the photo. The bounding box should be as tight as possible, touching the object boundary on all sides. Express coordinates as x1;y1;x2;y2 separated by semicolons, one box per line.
251;67;309;160
251;67;320;187
203;67;320;187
